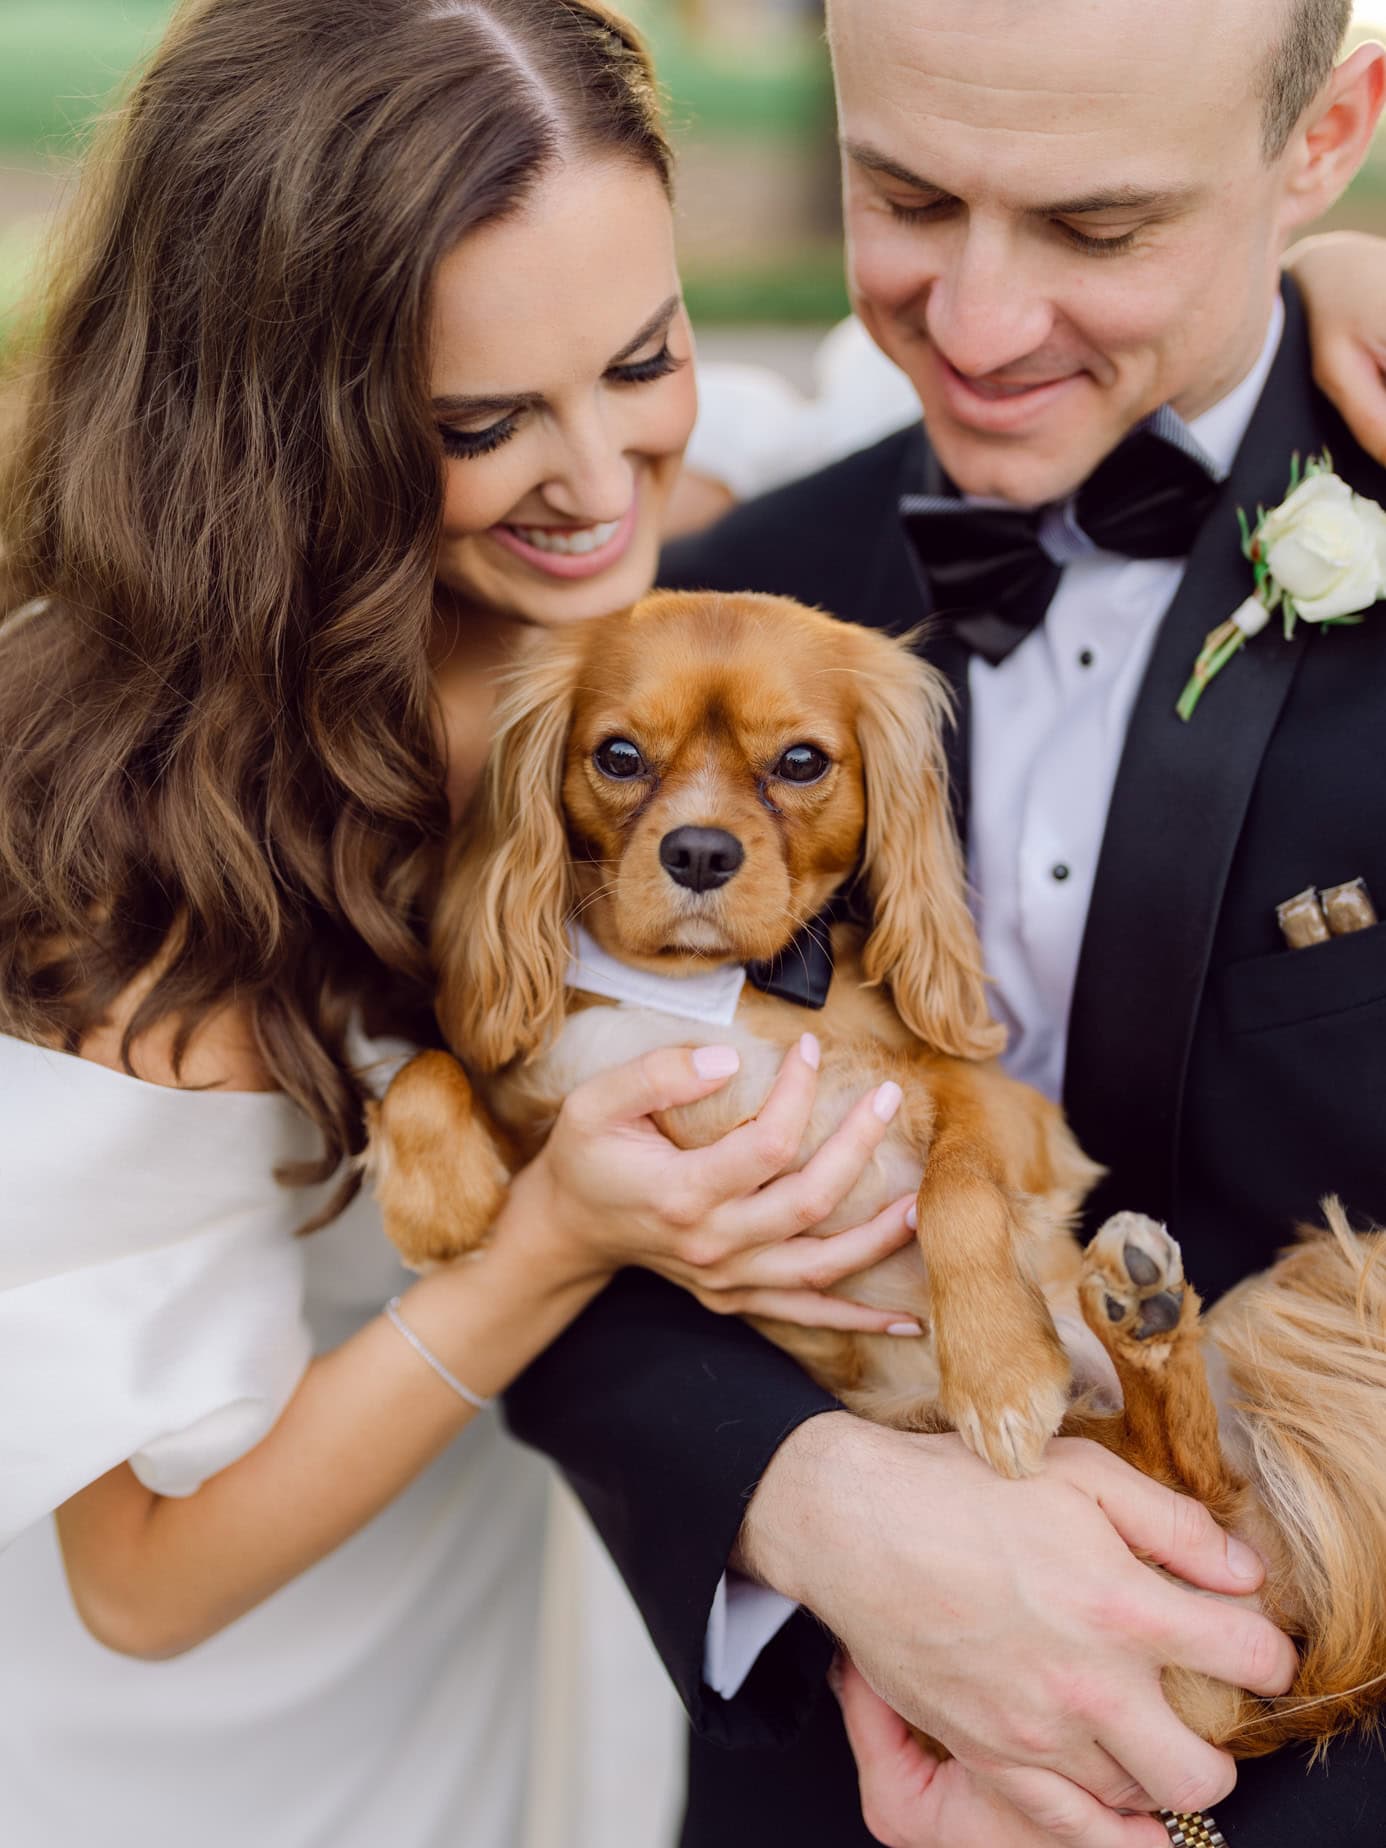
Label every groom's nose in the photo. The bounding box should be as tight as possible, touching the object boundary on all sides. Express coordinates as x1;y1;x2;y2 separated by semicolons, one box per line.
923;222;1059;380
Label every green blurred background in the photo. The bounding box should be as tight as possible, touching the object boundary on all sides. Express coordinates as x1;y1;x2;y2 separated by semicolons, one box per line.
3;0;1386;346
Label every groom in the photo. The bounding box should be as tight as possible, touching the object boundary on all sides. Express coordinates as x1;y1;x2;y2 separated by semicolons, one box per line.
509;2;1386;1843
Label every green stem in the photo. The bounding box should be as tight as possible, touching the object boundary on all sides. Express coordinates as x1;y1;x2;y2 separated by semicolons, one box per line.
1177;629;1247;721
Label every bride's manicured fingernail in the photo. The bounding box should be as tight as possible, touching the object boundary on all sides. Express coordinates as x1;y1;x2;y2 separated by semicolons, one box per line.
887;1320;924;1337
799;1032;821;1070
693;1045;740;1079
906;1202;918;1231
872;1081;903;1123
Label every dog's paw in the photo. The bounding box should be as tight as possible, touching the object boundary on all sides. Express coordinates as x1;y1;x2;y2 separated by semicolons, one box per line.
943;1334;1071;1479
370;1051;511;1270
1080;1213;1189;1359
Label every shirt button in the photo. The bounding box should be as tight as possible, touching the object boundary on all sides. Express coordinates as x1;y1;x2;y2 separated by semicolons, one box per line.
1051;862;1072;883
1078;648;1096;668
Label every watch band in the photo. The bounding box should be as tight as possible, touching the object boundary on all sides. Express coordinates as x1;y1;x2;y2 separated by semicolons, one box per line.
1162;1813;1227;1847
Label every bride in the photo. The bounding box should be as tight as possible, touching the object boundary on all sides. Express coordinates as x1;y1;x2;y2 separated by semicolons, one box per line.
1;2;1384;1844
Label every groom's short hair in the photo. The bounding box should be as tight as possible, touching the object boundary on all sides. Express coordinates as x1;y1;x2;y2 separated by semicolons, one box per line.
1263;0;1353;155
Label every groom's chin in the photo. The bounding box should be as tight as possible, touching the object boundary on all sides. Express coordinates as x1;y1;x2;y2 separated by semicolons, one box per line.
922;384;1131;511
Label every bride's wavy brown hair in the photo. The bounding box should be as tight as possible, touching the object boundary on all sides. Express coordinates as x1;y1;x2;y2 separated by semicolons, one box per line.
0;0;670;1218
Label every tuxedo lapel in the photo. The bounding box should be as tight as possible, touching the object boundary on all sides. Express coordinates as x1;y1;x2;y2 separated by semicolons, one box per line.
1063;280;1319;1226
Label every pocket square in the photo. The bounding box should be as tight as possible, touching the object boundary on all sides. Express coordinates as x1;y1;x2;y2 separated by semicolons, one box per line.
1277;878;1376;949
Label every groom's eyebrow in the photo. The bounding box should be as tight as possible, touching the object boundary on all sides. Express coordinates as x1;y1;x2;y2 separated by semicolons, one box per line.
1044;183;1201;216
845;143;945;192
845;142;1197;217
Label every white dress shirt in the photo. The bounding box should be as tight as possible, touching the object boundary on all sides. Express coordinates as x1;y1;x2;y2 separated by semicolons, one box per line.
970;298;1284;1101
698;299;1286;1705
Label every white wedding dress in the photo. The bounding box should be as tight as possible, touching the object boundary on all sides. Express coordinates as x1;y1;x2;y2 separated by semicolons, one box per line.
0;1029;556;1848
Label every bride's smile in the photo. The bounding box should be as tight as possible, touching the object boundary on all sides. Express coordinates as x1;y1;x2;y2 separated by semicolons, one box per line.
430;157;697;624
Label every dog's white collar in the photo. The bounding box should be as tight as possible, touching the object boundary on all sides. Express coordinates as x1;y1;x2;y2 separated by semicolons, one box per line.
565;923;746;1027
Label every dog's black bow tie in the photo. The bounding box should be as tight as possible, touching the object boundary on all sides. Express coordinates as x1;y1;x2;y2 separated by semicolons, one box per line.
745;888;874;1010
746;909;837;1010
901;412;1223;666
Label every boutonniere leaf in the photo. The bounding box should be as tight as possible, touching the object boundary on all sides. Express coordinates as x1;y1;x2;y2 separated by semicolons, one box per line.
1177;452;1386;720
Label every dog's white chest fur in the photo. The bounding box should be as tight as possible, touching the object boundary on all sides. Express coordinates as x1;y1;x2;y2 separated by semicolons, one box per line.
532;1002;926;1239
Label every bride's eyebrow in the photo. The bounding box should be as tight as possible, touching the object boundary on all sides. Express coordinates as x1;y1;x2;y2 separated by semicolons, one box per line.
606;293;681;366
431;387;543;418
431;294;683;419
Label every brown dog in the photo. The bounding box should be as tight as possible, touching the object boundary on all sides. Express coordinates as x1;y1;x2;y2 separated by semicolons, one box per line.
372;590;1386;1755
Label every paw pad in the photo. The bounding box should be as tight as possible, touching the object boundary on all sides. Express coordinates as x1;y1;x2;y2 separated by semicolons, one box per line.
1085;1213;1187;1345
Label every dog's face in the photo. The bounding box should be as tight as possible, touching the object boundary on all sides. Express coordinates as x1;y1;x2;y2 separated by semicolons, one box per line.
437;590;1004;1069
562;595;869;968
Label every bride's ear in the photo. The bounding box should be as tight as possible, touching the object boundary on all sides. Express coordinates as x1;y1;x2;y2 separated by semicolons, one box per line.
433;641;580;1070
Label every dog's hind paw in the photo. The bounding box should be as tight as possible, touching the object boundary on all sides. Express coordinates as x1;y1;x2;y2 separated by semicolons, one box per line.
1081;1213;1190;1360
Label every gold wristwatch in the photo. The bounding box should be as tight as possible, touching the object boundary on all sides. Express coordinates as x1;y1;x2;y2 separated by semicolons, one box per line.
1161;1813;1227;1847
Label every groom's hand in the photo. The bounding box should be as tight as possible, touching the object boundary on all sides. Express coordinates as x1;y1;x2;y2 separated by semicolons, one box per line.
737;1416;1296;1845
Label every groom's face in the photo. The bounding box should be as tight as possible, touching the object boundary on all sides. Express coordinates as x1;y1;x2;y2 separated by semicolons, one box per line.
830;0;1304;505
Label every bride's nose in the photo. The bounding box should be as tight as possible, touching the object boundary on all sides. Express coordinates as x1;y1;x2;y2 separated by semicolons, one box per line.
540;407;636;524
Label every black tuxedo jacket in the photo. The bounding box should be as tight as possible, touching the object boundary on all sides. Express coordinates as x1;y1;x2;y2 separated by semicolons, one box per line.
505;280;1386;1844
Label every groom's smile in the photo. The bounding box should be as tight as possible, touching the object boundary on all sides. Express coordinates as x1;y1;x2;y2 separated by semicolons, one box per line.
932;351;1092;436
826;0;1362;508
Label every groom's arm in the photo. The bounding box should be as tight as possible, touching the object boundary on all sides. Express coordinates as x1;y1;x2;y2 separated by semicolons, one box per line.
503;1267;840;1745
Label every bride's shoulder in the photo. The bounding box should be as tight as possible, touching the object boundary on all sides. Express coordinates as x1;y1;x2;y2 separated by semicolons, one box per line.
77;959;275;1095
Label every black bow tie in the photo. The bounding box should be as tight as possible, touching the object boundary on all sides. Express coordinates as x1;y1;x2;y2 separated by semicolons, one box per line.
746;909;836;1009
901;412;1224;666
745;887;871;1010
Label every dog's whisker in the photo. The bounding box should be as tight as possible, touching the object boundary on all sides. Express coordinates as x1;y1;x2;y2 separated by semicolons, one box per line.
566;884;620;924
1233;1669;1386;1731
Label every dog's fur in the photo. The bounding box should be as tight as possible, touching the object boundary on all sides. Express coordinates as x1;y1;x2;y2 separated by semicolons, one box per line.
372;590;1386;1755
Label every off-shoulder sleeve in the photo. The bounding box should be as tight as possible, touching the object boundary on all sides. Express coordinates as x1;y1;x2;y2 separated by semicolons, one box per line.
0;1035;324;1547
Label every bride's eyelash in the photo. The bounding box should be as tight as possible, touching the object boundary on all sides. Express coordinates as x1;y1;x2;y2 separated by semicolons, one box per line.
439;418;518;460
438;345;686;461
608;343;686;387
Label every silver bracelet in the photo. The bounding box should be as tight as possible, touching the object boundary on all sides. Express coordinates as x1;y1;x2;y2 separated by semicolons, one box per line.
383;1295;492;1412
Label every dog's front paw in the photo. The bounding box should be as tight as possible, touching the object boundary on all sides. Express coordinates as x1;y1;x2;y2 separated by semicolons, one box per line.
1080;1213;1190;1362
940;1328;1071;1479
368;1051;511;1270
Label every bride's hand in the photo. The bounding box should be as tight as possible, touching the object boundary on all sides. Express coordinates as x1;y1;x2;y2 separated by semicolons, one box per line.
514;1034;922;1333
1287;231;1386;464
832;1658;1169;1848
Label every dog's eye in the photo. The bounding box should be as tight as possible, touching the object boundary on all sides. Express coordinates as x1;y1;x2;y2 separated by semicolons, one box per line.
594;738;646;780
774;744;830;785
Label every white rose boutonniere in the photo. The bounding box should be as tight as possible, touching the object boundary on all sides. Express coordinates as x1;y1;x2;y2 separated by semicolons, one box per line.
1177;453;1386;720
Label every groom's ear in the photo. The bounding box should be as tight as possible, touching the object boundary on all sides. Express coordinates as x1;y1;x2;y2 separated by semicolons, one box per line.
1280;43;1386;231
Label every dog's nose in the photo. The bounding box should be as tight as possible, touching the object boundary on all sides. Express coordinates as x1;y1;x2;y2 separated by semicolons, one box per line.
659;826;745;893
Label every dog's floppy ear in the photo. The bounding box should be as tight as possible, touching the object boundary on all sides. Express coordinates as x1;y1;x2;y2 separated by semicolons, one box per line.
433;637;580;1071
853;628;1006;1062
